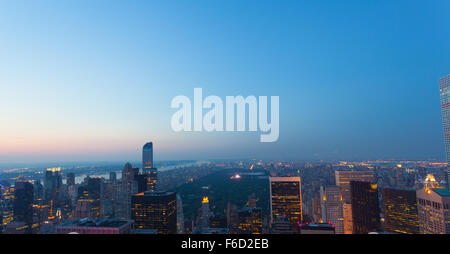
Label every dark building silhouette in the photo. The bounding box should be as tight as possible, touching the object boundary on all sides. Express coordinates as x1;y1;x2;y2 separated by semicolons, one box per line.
382;188;419;234
13;181;34;233
131;191;177;234
350;181;381;234
66;173;75;186
43;167;63;216
136;174;148;193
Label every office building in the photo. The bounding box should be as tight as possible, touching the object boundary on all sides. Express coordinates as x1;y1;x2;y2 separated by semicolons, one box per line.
269;177;302;225
44;167;63;217
238;207;263;234
335;171;376;203
66;173;75;186
416;187;450;234
13;181;34;233
131;191;177;234
320;185;344;234
77;177;102;218
382;188;419;234
350;181;381;234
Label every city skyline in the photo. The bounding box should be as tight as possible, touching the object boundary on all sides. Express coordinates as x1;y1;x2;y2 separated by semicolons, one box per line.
1;1;449;164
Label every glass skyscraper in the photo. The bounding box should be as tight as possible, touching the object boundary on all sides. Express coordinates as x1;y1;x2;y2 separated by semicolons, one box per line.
439;74;450;188
142;142;154;169
143;142;157;191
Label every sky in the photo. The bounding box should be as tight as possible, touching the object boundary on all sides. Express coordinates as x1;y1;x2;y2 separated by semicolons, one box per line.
0;0;449;164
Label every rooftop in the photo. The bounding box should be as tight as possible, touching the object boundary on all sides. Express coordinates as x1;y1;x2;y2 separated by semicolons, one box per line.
58;218;132;228
134;191;175;197
433;188;450;197
299;223;335;230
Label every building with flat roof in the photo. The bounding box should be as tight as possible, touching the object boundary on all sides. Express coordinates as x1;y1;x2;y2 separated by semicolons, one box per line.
382;188;419;234
56;218;134;234
131;191;177;234
298;223;335;234
269;177;302;225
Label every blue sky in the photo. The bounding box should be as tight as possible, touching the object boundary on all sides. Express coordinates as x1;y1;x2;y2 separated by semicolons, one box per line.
0;0;449;163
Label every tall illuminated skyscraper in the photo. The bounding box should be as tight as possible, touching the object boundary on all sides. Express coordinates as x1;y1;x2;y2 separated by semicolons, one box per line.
439;74;450;189
143;142;157;191
269;177;302;225
44;167;63;216
143;142;154;169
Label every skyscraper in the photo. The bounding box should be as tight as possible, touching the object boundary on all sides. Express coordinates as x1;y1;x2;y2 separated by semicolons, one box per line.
335;171;376;203
118;163;139;219
320;185;344;234
143;142;158;191
131;191;177;234
439;74;450;164
66;173;75;186
109;172;117;184
44;167;63;217
350;181;381;234
77;177;103;218
440;74;450;190
13;181;34;233
382;188;419;234
335;170;376;234
0;186;15;232
269;177;302;225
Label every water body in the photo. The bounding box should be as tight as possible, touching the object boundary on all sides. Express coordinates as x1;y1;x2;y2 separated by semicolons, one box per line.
73;161;205;184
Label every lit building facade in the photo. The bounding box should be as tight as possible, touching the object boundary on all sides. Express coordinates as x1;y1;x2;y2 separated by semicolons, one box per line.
343;203;353;234
439;74;450;167
77;177;103;218
238;207;263;234
382;188;419;234
320;185;344;234
336;171;376;234
416;188;450;234
143;142;158;191
0;186;15;231
335;171;376;203
269;177;302;225
131;191;177;234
